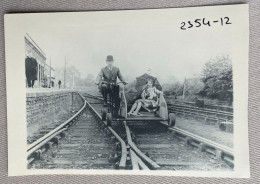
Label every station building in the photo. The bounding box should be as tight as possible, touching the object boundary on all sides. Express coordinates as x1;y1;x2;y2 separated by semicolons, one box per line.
25;33;55;88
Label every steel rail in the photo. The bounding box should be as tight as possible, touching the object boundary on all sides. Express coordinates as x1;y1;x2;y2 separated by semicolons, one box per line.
27;92;87;153
170;127;233;154
123;121;149;170
84;96;127;169
129;149;140;170
85;92;233;167
169;107;229;120
86;93;233;123
84;93;104;101
27;128;67;159
168;107;233;124
123;121;160;170
169;107;233;119
168;103;233;117
107;127;127;169
85;93;233;118
179;100;233;109
85;93;153;169
27;92;128;170
169;127;234;166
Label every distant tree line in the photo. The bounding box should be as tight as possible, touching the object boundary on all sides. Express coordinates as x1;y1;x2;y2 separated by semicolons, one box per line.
162;55;233;103
199;55;232;102
55;66;95;88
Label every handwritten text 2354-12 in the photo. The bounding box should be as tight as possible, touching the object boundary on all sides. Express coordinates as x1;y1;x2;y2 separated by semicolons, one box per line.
180;17;232;30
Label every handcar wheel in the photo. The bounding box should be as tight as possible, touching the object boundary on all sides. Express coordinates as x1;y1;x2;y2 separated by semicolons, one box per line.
107;113;112;126
101;110;107;121
168;113;176;127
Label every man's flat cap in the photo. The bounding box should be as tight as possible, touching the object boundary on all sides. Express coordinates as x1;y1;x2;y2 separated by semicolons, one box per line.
106;55;114;61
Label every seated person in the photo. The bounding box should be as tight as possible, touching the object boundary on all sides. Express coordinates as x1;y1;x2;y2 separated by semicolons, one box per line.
127;79;162;116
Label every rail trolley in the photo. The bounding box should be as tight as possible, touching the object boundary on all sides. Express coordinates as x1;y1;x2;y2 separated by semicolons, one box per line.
99;80;176;127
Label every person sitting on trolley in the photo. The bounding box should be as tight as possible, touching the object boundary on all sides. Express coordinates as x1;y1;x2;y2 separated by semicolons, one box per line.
127;79;163;116
95;55;127;107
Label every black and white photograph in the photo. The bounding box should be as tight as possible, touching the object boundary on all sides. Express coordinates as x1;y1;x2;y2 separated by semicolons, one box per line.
5;4;249;177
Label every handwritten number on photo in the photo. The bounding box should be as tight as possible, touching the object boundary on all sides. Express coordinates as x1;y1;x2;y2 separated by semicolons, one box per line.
202;18;211;26
221;17;232;25
187;21;193;28
181;17;231;30
194;19;201;27
180;22;186;30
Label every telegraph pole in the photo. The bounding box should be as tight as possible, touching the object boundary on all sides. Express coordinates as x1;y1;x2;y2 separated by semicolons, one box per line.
183;77;186;99
49;56;51;88
72;73;75;89
147;68;152;75
64;57;67;89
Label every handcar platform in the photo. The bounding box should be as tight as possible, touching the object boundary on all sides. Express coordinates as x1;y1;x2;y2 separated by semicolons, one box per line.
99;76;176;127
114;111;165;121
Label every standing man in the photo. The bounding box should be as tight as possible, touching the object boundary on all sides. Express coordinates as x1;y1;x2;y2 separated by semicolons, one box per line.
95;55;126;107
25;50;38;88
58;80;61;88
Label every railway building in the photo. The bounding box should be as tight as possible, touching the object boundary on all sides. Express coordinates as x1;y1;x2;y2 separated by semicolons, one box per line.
25;33;55;88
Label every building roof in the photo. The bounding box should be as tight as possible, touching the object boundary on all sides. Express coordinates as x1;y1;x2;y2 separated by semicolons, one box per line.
25;33;46;60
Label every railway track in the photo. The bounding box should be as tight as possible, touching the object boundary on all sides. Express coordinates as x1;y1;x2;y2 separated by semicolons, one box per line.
28;92;154;170
27;92;234;170
27;92;87;166
125;121;232;170
84;93;233;170
27;92;84;145
169;127;234;167
28;92;126;169
167;102;234;133
167;103;233;123
85;95;158;170
82;92;233;123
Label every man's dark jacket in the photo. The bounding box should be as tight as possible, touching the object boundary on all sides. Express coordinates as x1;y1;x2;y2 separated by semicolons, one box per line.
96;66;125;86
25;56;38;80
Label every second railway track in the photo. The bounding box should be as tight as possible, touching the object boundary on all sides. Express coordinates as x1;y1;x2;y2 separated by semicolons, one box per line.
124;121;232;170
84;93;233;171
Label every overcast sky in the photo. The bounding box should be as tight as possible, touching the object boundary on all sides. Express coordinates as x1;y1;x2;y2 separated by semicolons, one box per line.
22;8;233;83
